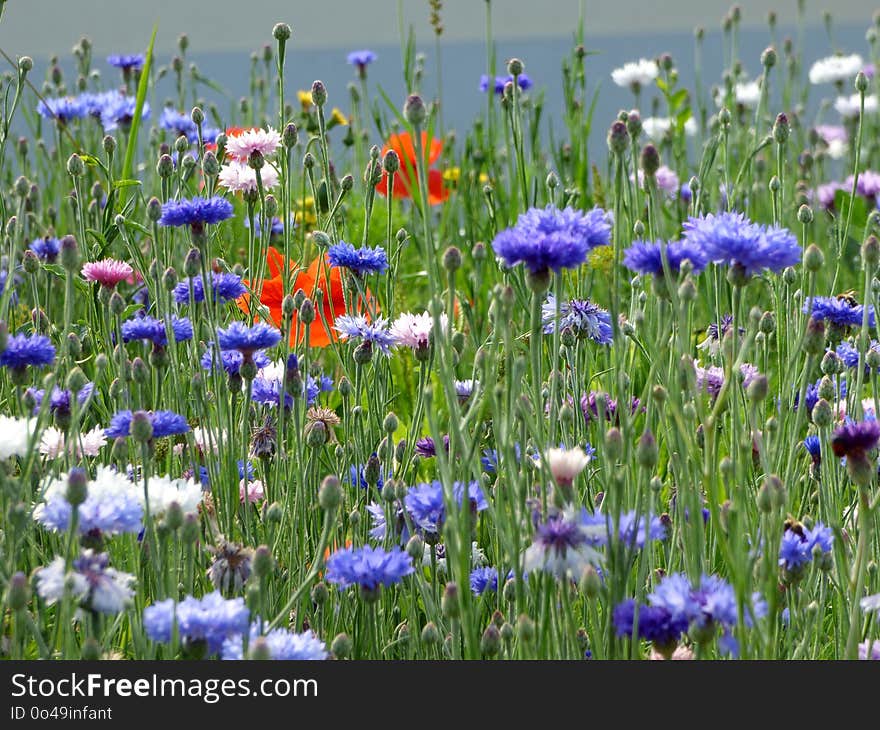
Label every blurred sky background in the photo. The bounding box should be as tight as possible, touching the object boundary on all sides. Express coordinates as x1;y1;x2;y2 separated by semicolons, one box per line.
1;1;877;152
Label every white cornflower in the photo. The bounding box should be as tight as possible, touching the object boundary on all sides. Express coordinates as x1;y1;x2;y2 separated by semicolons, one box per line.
734;80;761;107
611;59;658;89
390;311;449;351
641;116;697;140
36;551;135;615
834;93;879;119
39;425;107;459
135;474;203;517
545;447;591;488
217;160;279;193
0;415;38;459
808;54;863;85
192;426;225;455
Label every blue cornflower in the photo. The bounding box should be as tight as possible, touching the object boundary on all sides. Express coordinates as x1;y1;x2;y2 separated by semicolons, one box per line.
105;409;190;439
613;600;688;647
481;444;522;474
29;237;60;262
121;315;193;347
335;315;396;355
158;196;234;228
807;296;875;329
349;463;386;491
579;509;667;548
779;523;834;573
98;93;149;131
327;242;389;276
404;481;489;535
34;466;143;536
492;205;611;275
366;502;409;543
243;215;290;237
217;321;281;356
143;592;250;655
803;434;822;463
251;377;293;409
682;211;801;277
36;96;86;122
415;434;450;458
221;623;328;660
174;272;247;304
325;545;414;595
107;53;145;70
160;107;198;140
541;294;612;343
201;347;271;376
470;567;499;596
347;50;377;70
479;74;532;93
623;239;708;276
0;333;56;372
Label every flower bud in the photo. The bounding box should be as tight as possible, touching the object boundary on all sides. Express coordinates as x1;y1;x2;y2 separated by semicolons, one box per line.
404;94;427;126
331;633;352;658
319;474;342;511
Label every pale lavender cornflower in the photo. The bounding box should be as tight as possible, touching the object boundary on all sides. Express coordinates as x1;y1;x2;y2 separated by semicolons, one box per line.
36;550;135;615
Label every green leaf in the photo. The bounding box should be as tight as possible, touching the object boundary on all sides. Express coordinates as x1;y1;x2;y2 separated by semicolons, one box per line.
670;88;688;111
655;77;669;93
121;25;156;199
113;179;142;189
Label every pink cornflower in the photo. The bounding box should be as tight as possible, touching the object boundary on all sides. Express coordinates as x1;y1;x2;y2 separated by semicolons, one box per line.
225;127;282;161
390;311;448;351
240;479;265;504
82;259;134;288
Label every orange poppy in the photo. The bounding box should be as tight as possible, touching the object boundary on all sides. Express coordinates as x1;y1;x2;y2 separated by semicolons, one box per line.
376;131;449;206
236;246;372;348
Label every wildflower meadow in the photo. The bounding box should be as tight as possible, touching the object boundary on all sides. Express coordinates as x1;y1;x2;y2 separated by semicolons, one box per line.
3;1;880;664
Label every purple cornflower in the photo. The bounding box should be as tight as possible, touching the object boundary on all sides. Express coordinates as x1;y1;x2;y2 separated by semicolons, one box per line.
158;196;234;228
806;296;875;329
541;294;612;343
27;384;93;416
121;315;193;347
831;419;880;459
217;321;281;357
492;205;610;275
682;211;801;278
174;272;247;304
29;237;60;262
105;409;190;439
143;592;250;655
623;239;708;276
0;333;56;373
578;508;668;548
404;481;488;535
327;242;388;276
414;434;450;458
325;545;414;597
107;53;145;71
334;315;396;355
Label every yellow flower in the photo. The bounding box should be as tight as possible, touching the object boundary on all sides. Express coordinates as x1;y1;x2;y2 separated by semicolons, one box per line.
330;108;349;126
442;167;461;183
478;172;490;184
588;246;613;274
297;90;313;110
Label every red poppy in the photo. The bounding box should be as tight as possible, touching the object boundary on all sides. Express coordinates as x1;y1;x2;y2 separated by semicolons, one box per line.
236;247;373;348
376;131;448;206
